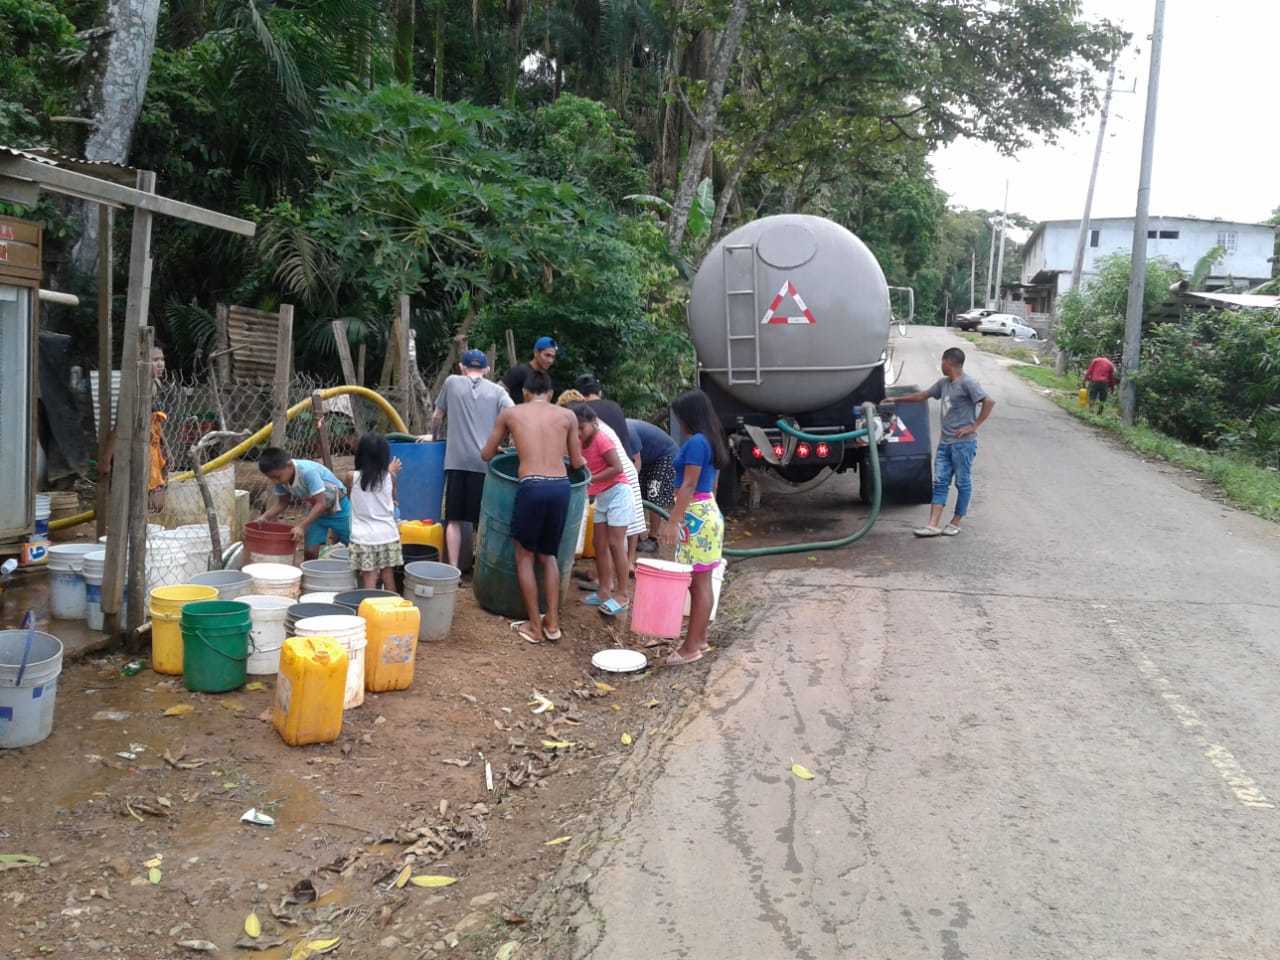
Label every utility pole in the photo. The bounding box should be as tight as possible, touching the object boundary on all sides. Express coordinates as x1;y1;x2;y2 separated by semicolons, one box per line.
1059;61;1118;375
1121;0;1166;425
970;249;977;310
994;180;1010;310
985;218;998;306
1072;63;1117;292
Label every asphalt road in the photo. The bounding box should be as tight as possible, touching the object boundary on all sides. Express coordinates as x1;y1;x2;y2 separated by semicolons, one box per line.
571;326;1280;959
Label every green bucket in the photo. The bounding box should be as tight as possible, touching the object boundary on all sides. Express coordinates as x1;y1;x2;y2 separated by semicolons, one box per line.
180;600;252;693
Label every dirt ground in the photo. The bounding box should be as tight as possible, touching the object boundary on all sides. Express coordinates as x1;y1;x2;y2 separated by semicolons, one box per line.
0;512;755;960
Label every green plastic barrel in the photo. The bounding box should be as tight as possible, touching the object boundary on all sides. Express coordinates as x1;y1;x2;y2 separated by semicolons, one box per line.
473;453;589;619
180;600;251;693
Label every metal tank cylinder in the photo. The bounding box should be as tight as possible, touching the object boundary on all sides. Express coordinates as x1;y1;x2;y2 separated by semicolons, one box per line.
688;214;890;413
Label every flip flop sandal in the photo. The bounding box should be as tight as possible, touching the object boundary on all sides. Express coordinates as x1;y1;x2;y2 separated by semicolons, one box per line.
599;598;629;617
664;648;704;666
582;593;603;606
510;620;540;643
540;616;562;643
577;581;601;592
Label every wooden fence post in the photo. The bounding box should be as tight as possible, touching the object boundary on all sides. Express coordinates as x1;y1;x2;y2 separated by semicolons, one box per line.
270;304;294;448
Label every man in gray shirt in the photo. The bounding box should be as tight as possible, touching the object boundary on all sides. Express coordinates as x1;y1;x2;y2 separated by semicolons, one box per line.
891;346;995;538
426;350;514;565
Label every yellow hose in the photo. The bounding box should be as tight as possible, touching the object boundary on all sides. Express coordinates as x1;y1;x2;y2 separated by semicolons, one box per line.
50;385;407;532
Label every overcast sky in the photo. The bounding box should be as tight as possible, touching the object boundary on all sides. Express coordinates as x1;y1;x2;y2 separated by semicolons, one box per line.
930;0;1280;227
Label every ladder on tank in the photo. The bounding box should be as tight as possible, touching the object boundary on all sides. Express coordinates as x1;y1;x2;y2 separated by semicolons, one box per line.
723;242;762;385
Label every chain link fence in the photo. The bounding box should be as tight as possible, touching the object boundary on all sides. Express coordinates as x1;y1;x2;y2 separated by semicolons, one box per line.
90;370;422;596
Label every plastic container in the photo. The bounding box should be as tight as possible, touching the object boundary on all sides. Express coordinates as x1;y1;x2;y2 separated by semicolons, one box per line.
241;595;294;675
395;544;440;594
1078;387;1089;407
0;629;63;748
285;602;349;636
188;569;254;600
47;544;99;621
243;562;303;600
144;525;230;600
294;614;368;709
274;636;347;746
46;491;79;522
149;584;220;674
33;495;51;536
83;549;107;631
333;588;397;614
359;597;421;692
400;519;444;551
631;559;693;639
574;501;596;558
242;521;297;565
389;442;446;523
472;453;588;620
300;559;357;594
325;546;349;561
402;561;461;643
682;558;727;622
180;600;251;693
299;591;338;605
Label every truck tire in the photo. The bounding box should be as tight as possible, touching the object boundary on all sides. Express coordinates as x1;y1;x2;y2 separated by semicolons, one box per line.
716;462;742;513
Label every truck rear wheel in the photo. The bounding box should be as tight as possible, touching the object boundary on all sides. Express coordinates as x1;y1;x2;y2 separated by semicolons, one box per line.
716;461;742;513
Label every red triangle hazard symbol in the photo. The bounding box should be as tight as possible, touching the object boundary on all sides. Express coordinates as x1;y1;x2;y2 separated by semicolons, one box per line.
888;416;915;443
760;280;817;325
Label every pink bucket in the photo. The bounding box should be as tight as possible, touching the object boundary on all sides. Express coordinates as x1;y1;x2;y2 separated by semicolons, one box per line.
630;559;692;638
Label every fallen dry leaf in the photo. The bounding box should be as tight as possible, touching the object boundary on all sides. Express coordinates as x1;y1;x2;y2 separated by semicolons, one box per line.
244;910;261;938
620;733;633;746
162;704;194;717
176;940;217;952
496;941;521;960
409;875;458;888
593;681;615;693
791;762;815;781
393;864;412;889
643;699;661;708
234;934;287;951
543;836;572;846
245;681;268;692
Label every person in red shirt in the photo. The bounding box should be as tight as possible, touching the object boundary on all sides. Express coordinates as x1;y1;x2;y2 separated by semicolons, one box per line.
1084;356;1118;413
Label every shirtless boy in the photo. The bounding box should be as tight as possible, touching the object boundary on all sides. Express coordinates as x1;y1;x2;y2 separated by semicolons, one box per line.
481;370;585;643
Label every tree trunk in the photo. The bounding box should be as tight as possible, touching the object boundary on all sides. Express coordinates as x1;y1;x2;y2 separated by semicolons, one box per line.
709;120;789;240
434;0;446;98
666;0;750;251
72;0;161;274
393;0;415;85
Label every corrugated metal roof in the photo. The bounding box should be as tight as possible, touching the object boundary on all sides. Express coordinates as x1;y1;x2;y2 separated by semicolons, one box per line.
0;144;139;185
1185;292;1280;310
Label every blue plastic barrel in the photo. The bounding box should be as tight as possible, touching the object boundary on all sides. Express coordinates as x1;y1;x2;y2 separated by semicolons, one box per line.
389;441;446;522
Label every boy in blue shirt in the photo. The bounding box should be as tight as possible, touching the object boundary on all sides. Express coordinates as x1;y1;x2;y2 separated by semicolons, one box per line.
256;447;351;559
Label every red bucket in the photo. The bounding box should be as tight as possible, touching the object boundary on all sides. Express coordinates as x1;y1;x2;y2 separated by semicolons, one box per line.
243;521;296;564
630;559;692;639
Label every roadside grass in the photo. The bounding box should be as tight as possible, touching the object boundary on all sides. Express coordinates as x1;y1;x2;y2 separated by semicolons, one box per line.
958;330;1041;364
1010;365;1280;522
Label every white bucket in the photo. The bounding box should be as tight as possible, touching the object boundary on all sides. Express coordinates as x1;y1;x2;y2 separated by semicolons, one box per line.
293;614;367;709
83;550;107;631
574;499;590;555
299;592;338;605
47;544;99;621
144;525;230;600
0;629;63;748
682;559;728;622
243;562;303;600
241;595;293;675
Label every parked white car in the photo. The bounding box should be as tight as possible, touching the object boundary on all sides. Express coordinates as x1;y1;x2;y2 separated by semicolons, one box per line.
977;313;1038;338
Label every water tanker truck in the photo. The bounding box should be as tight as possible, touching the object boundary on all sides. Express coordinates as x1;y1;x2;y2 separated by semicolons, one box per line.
687;214;933;510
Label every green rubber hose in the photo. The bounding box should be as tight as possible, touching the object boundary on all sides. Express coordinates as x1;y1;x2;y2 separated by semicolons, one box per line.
644;402;883;558
775;420;869;443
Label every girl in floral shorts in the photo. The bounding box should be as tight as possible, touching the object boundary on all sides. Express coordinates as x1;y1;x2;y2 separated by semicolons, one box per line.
342;433;403;590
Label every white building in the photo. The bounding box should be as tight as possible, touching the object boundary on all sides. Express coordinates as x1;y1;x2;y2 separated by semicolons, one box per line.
1020;216;1277;313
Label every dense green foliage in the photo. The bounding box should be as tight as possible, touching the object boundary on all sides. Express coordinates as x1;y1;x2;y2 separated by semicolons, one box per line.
1055;253;1182;365
6;0;1131;407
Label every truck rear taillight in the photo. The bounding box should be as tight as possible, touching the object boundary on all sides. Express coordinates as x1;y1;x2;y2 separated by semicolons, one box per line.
751;446;763;459
815;442;830;458
772;444;785;459
796;443;811;458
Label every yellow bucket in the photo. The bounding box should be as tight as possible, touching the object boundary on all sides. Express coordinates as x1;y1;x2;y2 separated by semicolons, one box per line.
149;584;219;675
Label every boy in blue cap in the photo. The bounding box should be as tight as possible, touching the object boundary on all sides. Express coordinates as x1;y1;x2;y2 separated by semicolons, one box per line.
501;336;558;403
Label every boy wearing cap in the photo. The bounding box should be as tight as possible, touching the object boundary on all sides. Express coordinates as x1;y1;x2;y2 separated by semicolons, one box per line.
427;350;514;567
501;336;559;403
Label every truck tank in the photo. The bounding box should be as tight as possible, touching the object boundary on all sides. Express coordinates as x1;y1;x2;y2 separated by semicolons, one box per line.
688;214;891;414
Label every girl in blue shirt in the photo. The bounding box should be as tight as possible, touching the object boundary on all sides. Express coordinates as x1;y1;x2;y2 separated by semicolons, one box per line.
660;389;730;665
